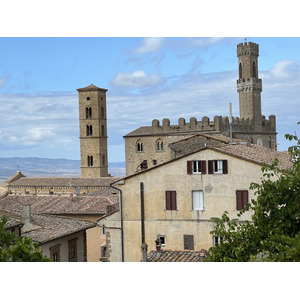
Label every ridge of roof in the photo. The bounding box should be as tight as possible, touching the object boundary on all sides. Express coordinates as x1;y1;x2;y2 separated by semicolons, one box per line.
76;84;108;92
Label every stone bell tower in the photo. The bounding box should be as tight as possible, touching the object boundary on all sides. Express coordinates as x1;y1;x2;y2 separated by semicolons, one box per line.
77;84;109;178
237;42;262;130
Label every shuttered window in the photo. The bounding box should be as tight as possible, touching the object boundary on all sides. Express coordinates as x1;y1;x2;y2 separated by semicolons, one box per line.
187;160;206;174
166;191;177;210
192;190;204;210
208;160;228;174
184;235;194;250
236;190;249;210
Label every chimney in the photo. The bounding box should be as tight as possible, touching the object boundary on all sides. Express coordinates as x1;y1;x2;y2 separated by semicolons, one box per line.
22;205;32;224
141;242;148;262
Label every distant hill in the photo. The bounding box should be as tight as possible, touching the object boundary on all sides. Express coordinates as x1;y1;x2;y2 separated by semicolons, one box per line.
0;157;125;183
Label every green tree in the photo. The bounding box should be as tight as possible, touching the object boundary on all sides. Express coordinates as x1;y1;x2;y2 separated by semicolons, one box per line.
0;215;51;262
206;123;300;262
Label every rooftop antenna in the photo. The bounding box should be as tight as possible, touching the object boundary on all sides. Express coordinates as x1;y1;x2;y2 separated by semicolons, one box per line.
229;102;233;144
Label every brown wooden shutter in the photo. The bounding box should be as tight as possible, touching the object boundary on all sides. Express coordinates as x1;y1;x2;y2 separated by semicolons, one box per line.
166;191;176;210
201;160;206;174
208;160;213;174
187;161;192;175
171;191;177;210
236;190;243;210
223;160;228;174
184;235;194;250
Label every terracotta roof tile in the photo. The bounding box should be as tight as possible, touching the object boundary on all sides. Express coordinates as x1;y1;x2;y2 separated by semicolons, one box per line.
8;177;120;188
147;250;207;262
1;209;96;244
0;188;119;215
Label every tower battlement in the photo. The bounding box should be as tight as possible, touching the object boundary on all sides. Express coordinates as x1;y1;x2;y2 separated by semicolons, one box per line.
150;114;276;135
237;41;259;57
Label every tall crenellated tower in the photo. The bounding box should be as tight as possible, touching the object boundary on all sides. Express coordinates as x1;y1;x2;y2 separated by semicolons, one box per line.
77;84;109;178
237;42;262;130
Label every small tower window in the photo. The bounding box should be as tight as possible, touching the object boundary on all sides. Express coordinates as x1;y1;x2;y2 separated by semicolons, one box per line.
87;156;93;167
102;155;105;166
239;62;243;79
252;61;257;78
86;106;92;119
137;142;144;152
101;125;105;136
86;97;90;101
101;107;104;119
86;125;93;136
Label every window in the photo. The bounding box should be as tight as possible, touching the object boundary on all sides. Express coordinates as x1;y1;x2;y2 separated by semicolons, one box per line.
86;106;92;118
101;245;106;258
192;190;204;210
157;235;166;246
236;190;249;210
239;62;242;79
153;159;157;166
101;125;105;136
184;235;194;250
157;140;164;151
86;124;93;136
213;236;223;246
87;155;93;167
101;107;104;119
257;138;263;146
187;160;206;174
102;226;106;235
86;97;90;101
68;238;77;262
102;155;106;166
50;244;61;262
208;160;228;174
165;191;177;210
137;142;144;152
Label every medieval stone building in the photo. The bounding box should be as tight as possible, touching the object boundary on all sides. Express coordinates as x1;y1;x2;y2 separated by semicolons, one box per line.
77;84;109;178
124;42;277;175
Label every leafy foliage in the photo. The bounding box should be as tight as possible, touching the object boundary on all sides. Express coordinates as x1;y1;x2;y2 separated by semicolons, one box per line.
0;215;51;262
206;123;300;261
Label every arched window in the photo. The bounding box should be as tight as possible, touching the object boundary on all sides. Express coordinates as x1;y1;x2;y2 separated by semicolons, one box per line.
86;125;93;136
257;138;263;146
86;107;92;118
252;61;256;78
156;139;164;151
87;156;93;167
239;62;242;79
137;141;144;152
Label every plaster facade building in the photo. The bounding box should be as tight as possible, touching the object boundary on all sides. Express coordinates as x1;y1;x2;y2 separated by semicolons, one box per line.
102;144;291;262
1;206;96;262
124;42;277;176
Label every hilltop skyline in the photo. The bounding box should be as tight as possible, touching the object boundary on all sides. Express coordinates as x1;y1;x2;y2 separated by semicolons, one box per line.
1;37;299;162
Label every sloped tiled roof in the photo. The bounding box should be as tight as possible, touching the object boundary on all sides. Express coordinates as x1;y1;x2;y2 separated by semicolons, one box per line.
0;188;119;215
147;250;207;262
212;143;293;171
8;177;120;188
76;84;108;92
1;209;96;244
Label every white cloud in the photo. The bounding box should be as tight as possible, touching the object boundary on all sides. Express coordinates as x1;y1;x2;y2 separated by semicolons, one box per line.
133;37;165;54
111;70;162;87
187;37;224;49
268;60;295;79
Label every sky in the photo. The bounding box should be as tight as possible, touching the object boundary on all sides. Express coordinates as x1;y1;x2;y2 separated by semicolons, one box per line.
1;36;299;162
0;1;300;163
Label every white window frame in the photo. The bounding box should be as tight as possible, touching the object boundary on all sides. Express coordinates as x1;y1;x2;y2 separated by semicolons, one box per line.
192;190;204;210
158;235;166;246
213;236;223;246
213;160;223;174
192;161;202;174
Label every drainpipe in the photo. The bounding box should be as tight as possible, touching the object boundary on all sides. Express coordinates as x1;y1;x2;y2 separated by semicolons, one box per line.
140;182;145;245
109;183;124;262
